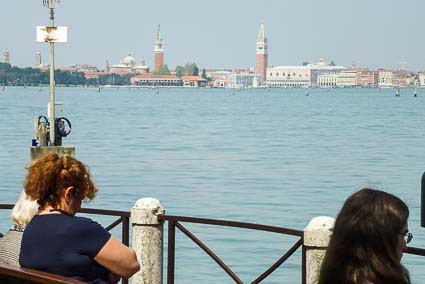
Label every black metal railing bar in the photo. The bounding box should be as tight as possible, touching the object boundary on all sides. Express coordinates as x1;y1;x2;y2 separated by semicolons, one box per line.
2;205;425;284
175;221;244;284
159;214;304;236
161;214;305;284
251;238;303;284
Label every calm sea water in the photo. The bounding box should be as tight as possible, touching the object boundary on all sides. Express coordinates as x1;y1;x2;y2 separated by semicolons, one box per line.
0;86;424;283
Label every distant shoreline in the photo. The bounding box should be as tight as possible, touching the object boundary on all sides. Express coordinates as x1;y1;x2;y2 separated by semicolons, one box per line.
3;85;424;89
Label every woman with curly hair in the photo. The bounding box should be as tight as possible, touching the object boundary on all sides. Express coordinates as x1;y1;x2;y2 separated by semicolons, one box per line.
19;153;139;284
318;188;411;284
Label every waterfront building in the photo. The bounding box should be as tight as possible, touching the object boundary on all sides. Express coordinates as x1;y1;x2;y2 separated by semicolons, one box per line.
208;70;232;78
393;70;411;87
76;64;99;73
84;71;104;80
337;67;379;88
378;69;394;88
57;66;78;72
266;66;311;88
207;69;249;78
154;25;164;73
256;23;268;85
130;74;207;88
317;70;340;88
252;75;259;88
35;52;42;68
3;49;10;64
336;68;360;87
130;74;181;87
400;70;416;86
210;77;228;88
208;70;232;88
378;69;411;88
109;53;149;75
265;59;345;88
207;69;254;88
57;64;98;73
404;75;415;86
356;69;378;87
110;53;136;74
419;72;425;86
132;58;149;74
309;59;346;87
228;72;261;88
181;76;208;87
48;64;101;79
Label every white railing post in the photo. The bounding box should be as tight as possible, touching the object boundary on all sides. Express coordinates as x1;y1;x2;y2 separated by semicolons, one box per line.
131;198;165;284
304;216;335;284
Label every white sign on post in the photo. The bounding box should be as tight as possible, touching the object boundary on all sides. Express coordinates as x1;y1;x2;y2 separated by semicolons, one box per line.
36;26;68;43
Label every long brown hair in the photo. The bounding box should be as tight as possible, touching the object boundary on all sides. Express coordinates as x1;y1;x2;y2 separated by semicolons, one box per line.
24;153;98;207
318;188;410;284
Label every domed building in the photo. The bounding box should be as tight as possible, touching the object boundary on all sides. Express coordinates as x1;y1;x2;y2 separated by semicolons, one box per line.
132;57;149;74
122;53;136;67
109;53;149;74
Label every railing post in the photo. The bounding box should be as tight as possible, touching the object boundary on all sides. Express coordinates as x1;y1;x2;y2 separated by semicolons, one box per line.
421;172;425;227
304;216;334;284
131;198;165;284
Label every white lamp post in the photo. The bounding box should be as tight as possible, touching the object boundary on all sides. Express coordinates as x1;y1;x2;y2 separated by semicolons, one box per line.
43;0;60;146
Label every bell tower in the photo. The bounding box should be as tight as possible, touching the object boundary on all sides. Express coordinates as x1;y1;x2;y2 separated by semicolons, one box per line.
35;52;42;68
3;49;10;64
154;25;164;73
256;23;268;84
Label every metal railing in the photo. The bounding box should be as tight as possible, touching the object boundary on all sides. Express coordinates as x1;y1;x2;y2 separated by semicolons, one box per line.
405;246;425;256
2;204;425;284
159;214;305;284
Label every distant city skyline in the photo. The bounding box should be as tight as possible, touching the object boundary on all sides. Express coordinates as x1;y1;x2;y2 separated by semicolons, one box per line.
1;0;424;71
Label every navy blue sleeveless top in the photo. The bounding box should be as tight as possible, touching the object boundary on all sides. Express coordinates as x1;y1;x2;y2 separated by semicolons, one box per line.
20;214;111;284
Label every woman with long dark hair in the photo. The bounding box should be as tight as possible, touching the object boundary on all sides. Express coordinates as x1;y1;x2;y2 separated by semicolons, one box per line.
318;188;411;284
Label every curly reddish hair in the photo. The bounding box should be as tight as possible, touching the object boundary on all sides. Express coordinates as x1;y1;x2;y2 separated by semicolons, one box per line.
24;153;98;207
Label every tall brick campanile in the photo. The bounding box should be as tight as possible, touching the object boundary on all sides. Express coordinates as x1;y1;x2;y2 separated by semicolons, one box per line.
256;23;268;84
154;25;164;73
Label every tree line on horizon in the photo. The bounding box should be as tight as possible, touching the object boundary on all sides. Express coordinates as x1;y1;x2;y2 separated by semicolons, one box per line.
0;62;131;86
153;62;209;80
0;62;210;86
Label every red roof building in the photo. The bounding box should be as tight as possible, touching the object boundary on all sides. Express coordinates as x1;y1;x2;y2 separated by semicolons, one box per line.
181;76;208;87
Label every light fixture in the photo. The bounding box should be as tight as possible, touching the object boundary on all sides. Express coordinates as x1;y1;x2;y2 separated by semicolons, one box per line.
43;0;60;9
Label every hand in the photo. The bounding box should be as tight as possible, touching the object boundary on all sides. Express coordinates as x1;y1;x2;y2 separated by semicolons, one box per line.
108;271;121;284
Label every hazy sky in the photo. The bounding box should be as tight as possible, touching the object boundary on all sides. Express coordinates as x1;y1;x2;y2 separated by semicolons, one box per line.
1;0;424;71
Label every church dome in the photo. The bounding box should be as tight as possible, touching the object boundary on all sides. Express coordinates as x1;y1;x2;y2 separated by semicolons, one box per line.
122;53;135;66
317;58;326;66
